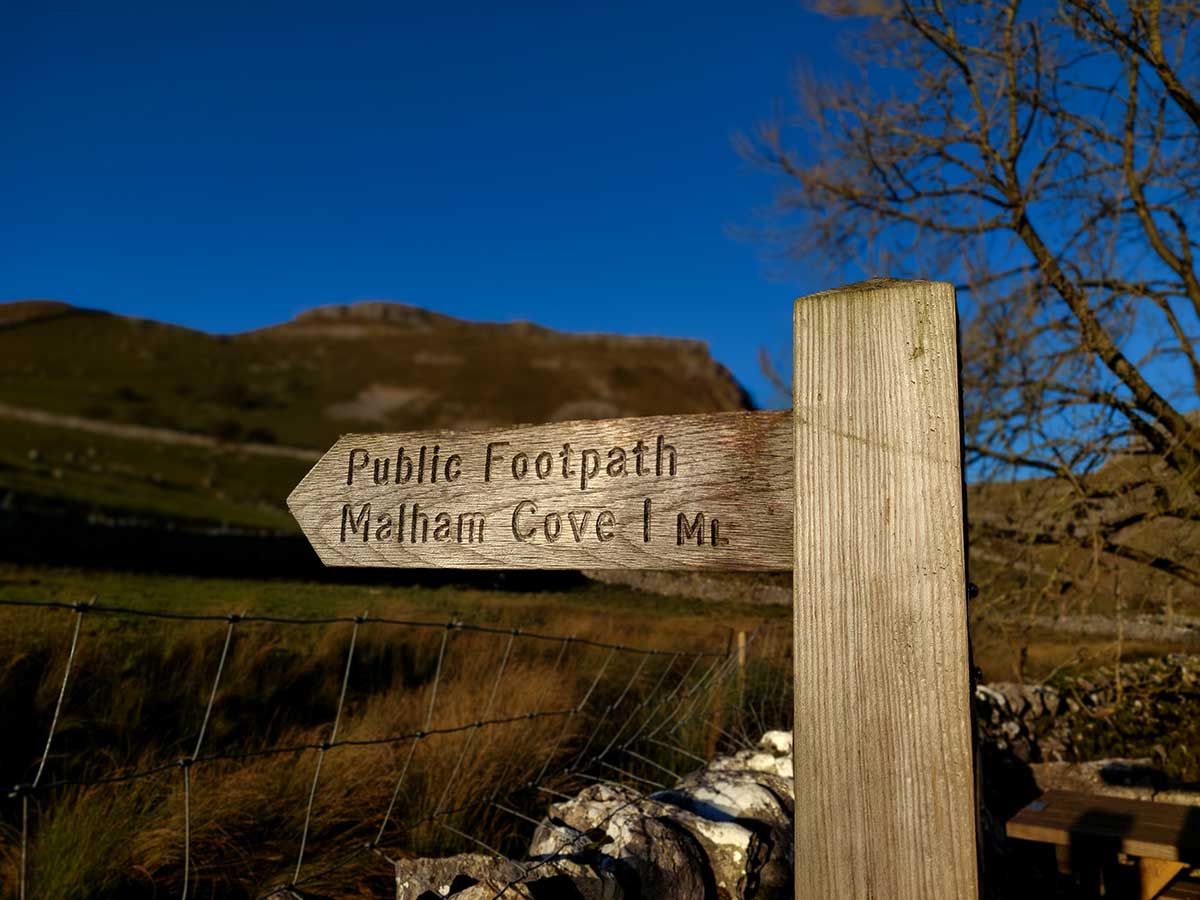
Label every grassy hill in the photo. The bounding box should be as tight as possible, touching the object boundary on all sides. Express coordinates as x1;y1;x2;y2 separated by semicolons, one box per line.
0;300;749;448
0;300;751;540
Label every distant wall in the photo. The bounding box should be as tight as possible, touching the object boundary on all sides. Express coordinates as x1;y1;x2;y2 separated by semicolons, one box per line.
0;494;586;590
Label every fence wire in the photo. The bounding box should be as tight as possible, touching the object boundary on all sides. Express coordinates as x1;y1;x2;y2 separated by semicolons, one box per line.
0;597;791;900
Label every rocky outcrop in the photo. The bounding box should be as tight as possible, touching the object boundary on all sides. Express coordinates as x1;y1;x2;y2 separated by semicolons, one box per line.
289;301;459;332
393;731;796;900
253;300;755;431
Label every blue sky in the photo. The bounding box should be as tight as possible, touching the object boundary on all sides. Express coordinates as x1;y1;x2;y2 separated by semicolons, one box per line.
2;2;862;408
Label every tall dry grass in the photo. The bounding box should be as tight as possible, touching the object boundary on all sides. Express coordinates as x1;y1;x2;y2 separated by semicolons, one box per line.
0;606;791;900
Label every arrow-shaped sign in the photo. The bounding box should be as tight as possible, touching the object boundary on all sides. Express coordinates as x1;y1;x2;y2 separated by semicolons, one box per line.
288;410;791;569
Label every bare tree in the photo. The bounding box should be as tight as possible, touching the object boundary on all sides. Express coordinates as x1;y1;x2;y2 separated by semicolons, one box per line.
744;0;1200;603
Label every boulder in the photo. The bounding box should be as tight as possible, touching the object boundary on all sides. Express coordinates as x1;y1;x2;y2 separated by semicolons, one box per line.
395;732;798;899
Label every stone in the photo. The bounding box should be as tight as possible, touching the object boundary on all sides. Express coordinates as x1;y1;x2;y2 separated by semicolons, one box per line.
395;853;526;900
759;731;792;755
396;851;622;900
530;784;714;899
388;730;801;900
656;769;794;897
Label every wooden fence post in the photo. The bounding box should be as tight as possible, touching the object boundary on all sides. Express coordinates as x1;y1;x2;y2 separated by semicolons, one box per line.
792;280;978;899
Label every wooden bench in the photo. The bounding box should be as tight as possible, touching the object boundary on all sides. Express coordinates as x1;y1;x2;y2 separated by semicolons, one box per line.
1007;790;1200;899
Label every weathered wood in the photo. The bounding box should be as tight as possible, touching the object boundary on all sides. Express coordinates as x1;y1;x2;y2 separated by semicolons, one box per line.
1163;876;1200;899
1006;790;1200;863
791;279;978;899
288;410;791;569
1138;859;1189;900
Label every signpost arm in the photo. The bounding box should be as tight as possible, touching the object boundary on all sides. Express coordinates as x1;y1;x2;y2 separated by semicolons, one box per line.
792;279;978;899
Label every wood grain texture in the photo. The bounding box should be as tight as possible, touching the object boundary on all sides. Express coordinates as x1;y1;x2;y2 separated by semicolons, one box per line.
1007;790;1200;862
1163;877;1200;899
791;280;978;899
288;410;791;569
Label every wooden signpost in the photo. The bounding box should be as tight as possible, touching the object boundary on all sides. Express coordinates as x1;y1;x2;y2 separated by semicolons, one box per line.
289;279;979;900
288;411;792;570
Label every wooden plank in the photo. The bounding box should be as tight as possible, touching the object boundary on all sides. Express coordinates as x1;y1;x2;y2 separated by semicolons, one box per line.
288;410;791;569
1162;876;1200;899
1138;859;1188;900
1007;791;1200;863
792;279;978;900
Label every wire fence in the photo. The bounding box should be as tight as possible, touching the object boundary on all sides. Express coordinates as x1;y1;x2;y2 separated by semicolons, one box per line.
0;598;793;900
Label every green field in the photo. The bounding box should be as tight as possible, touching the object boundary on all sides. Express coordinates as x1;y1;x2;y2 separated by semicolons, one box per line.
0;561;790;627
1;419;307;531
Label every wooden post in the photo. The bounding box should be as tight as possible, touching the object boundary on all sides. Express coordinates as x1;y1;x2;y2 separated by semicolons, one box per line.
792;280;978;899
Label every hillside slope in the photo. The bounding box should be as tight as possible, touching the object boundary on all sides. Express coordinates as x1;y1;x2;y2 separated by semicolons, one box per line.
0;300;753;567
0;300;751;449
5;299;1194;645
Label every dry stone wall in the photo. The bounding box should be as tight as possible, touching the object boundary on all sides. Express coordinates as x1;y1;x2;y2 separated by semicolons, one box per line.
394;732;796;900
973;654;1200;776
393;660;1200;900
